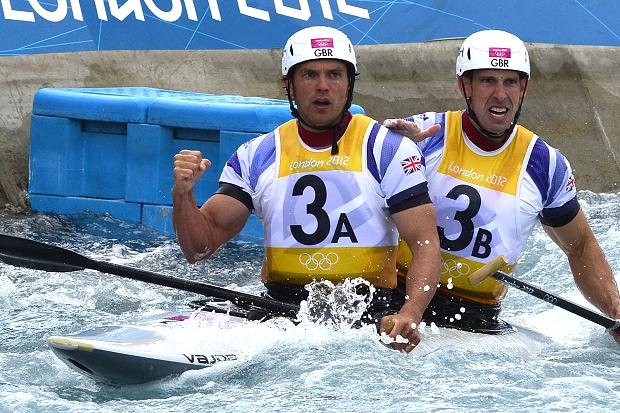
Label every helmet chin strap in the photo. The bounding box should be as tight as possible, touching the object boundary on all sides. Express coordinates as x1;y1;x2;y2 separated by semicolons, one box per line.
285;68;356;155
460;76;528;142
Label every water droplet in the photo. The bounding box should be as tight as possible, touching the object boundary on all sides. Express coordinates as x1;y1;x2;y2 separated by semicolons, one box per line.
447;277;454;289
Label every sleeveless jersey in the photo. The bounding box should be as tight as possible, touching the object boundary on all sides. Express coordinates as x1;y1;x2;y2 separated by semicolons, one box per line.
220;114;430;289
397;111;578;304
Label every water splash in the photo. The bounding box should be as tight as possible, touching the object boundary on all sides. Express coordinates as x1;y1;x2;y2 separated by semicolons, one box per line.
297;278;375;328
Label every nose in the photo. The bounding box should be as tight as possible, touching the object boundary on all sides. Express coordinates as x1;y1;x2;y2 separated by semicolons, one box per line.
492;83;508;100
316;74;329;91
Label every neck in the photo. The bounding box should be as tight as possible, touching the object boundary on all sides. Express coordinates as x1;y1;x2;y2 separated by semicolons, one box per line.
298;112;353;148
462;111;506;151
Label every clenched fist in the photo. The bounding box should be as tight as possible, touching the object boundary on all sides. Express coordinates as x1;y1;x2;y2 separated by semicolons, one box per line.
173;150;212;195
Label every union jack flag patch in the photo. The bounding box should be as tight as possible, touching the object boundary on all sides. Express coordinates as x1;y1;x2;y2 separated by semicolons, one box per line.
565;174;575;191
401;155;423;175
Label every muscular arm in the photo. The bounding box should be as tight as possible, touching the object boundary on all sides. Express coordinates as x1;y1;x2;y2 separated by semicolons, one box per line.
172;150;250;263
173;193;250;263
381;203;441;351
543;209;620;342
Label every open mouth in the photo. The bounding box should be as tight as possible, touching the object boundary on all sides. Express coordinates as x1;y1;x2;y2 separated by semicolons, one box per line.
313;98;331;108
489;106;508;117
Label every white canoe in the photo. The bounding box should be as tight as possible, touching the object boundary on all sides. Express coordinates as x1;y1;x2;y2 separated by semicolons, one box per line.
47;300;257;385
47;300;547;385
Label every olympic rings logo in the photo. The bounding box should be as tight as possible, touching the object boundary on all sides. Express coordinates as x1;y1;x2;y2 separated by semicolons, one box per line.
299;252;339;271
441;259;470;279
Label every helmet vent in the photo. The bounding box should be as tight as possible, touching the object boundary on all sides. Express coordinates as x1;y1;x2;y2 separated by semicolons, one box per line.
290;45;294;56
467;48;471;60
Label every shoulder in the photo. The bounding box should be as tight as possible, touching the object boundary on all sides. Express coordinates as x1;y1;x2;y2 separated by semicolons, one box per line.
406;111;449;143
405;111;447;129
371;122;421;156
232;131;277;162
225;131;277;178
526;136;573;189
526;134;569;165
405;111;447;156
524;133;577;208
242;130;277;154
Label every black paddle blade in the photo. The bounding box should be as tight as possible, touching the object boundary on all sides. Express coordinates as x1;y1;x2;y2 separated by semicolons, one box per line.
0;233;300;317
0;233;86;272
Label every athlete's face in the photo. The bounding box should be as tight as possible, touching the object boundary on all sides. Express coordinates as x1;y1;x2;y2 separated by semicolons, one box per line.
287;59;350;132
461;69;527;138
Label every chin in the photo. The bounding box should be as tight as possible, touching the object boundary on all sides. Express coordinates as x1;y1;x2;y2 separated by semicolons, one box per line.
484;123;511;136
313;118;338;127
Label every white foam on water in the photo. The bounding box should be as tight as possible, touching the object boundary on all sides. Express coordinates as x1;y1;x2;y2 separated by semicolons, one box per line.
1;196;620;413
0;273;16;309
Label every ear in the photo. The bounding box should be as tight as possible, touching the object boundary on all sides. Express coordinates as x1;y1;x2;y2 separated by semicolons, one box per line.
283;77;295;99
456;76;469;98
520;77;529;99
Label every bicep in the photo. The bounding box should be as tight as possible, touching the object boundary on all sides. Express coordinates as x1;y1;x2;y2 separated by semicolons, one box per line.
542;209;592;257
200;194;251;245
392;203;440;252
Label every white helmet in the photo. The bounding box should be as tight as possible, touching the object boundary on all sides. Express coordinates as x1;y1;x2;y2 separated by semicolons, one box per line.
456;30;530;78
282;26;357;76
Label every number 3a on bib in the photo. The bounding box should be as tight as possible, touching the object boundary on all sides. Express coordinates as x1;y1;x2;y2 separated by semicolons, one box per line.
289;175;359;246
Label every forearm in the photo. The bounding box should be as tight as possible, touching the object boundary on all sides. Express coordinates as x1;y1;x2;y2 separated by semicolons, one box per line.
569;241;620;319
391;204;441;321
172;190;214;263
400;245;441;321
545;211;620;320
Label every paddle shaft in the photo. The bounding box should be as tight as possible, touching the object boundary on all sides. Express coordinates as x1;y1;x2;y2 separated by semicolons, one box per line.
0;234;299;317
94;260;299;317
491;271;620;332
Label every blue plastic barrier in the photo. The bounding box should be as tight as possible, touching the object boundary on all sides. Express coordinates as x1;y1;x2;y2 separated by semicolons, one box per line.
29;87;365;238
